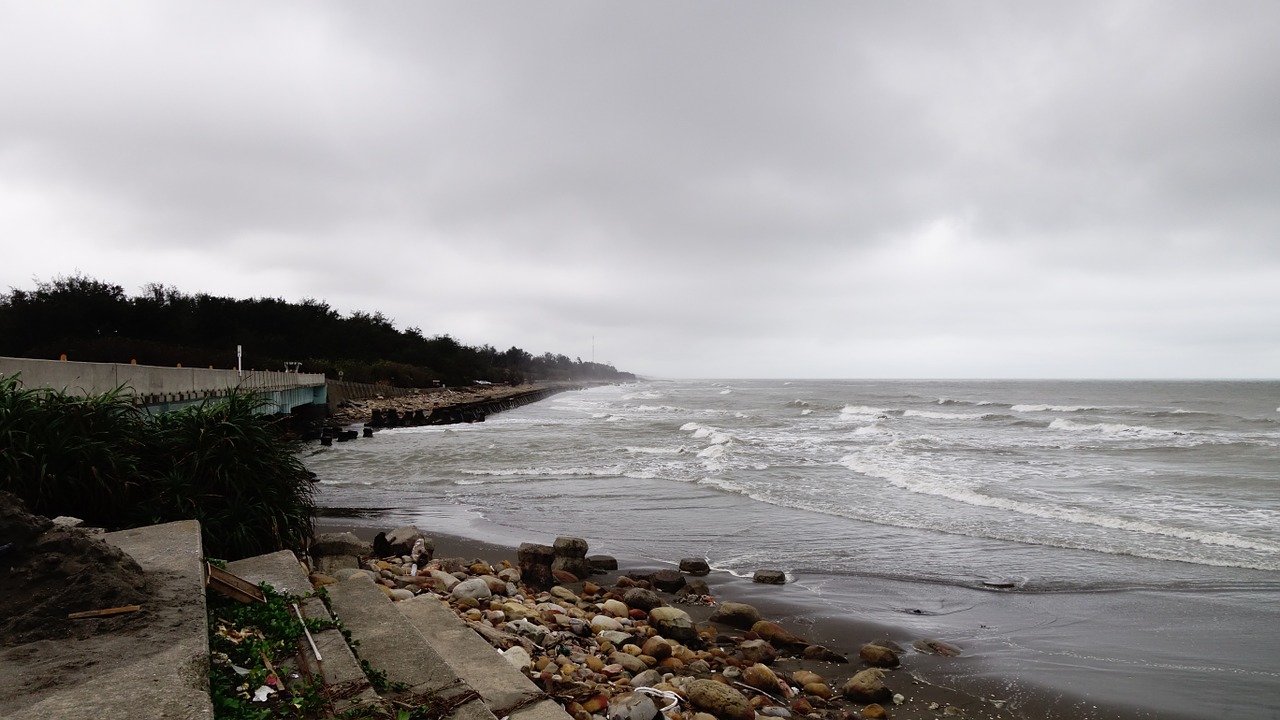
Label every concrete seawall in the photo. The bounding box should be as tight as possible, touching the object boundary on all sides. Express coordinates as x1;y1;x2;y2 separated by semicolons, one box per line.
0;356;326;414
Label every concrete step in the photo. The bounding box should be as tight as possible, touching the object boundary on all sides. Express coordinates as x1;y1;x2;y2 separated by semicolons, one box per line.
323;578;496;720
324;576;572;720
0;520;212;720
226;550;380;714
395;592;569;720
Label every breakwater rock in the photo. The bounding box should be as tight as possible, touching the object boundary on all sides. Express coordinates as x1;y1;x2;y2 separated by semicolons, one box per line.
329;383;593;429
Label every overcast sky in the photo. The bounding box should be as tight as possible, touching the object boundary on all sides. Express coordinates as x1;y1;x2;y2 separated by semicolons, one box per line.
2;2;1278;379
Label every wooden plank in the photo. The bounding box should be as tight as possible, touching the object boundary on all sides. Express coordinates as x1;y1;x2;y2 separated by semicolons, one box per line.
68;605;142;619
206;563;266;604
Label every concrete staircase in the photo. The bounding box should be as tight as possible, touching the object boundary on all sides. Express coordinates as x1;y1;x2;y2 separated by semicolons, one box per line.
2;521;568;720
228;551;572;720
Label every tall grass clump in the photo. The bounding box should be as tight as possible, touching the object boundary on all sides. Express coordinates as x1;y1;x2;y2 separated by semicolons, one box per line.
0;375;147;524
0;374;315;559
146;392;314;559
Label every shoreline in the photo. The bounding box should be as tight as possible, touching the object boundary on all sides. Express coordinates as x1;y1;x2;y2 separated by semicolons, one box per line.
313;519;1178;720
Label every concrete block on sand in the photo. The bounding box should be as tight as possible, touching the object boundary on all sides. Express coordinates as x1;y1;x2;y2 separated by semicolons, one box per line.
0;520;211;720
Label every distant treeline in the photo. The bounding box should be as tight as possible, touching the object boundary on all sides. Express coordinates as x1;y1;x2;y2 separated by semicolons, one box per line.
0;275;634;387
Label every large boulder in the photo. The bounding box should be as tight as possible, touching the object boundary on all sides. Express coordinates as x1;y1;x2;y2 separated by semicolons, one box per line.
622;587;664;612
518;542;555;591
679;558;711;575
913;638;962;656
686;679;754;720
451;577;492;602
648;606;698;643
310;531;371;558
650;569;687;592
841;669;892;703
859;643;900;668
710;602;762;629
750;620;806;647
753;569;786;585
552;536;592;580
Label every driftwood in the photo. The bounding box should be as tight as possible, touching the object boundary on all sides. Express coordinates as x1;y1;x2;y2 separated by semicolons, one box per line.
68;605;142;619
465;619;539;653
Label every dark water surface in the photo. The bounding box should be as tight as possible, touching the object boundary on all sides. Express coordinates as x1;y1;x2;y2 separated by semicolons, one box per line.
308;380;1280;719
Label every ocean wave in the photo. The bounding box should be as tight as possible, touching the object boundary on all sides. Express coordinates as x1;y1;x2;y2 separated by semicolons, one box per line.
622;391;665;400
680;421;704;432
800;409;813;416
839;405;892;419
838;452;1280;562
1012;404;1096;413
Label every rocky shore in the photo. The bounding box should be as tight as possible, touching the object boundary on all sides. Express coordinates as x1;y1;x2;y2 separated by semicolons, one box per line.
328;382;591;428
307;526;1021;720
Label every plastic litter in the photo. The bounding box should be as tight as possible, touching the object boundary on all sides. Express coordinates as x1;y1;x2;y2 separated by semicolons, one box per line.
634;687;682;714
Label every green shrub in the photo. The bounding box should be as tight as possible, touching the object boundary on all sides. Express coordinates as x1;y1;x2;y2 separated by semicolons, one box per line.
0;375;315;559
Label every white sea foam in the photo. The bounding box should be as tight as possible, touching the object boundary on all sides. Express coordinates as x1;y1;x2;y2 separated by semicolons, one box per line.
1012;404;1094;413
800;409;813;416
624;446;684;455
697;445;726;459
851;425;886;436
622;391;664;400
903;409;996;421
1049;418;1182;438
459;466;622;478
720;389;733;395
680;422;703;432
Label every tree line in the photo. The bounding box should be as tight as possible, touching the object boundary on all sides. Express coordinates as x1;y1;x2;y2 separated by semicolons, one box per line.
0;275;634;386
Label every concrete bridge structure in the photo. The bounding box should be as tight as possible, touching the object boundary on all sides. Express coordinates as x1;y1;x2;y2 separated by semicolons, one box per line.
0;356;326;414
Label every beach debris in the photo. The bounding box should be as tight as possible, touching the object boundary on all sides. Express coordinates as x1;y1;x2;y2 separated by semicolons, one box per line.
251;685;275;702
67;605;142;620
892;693;905;705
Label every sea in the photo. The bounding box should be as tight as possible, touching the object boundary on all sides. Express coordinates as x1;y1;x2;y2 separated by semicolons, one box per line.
306;379;1280;719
